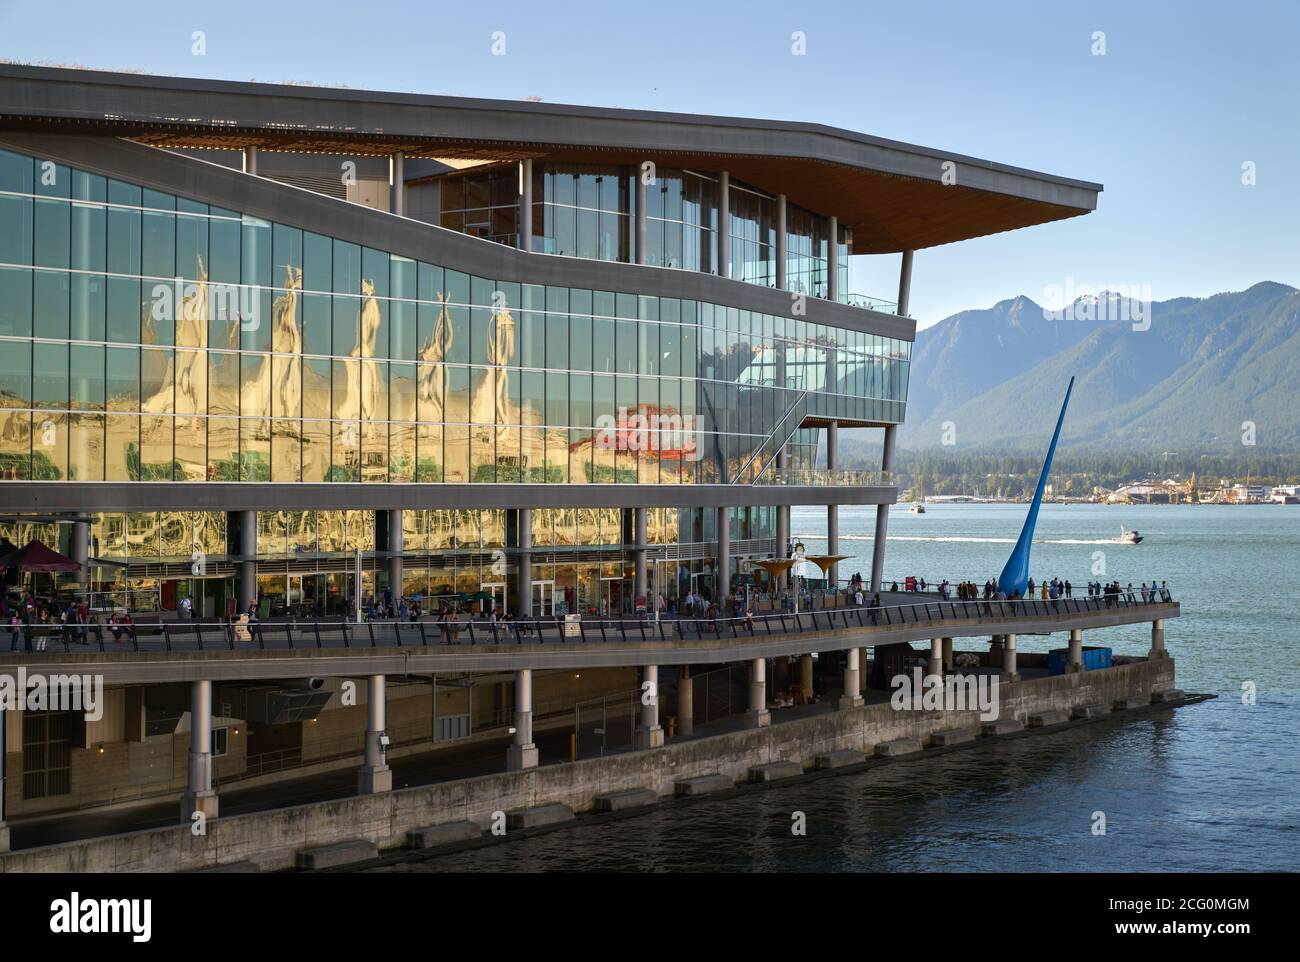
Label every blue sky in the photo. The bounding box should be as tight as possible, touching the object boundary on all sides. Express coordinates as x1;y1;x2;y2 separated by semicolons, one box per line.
2;0;1296;328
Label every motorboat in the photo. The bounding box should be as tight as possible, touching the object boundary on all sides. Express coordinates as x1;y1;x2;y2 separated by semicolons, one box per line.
1118;527;1143;544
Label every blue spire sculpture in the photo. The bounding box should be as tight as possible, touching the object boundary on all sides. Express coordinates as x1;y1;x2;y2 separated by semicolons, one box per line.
996;376;1074;599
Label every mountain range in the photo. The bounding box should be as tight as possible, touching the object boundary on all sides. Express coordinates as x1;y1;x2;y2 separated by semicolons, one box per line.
898;281;1300;451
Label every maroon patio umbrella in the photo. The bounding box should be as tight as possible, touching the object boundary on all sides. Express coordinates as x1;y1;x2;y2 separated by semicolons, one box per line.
0;539;81;573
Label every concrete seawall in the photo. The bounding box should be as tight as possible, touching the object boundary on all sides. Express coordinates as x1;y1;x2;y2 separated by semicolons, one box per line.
0;658;1176;873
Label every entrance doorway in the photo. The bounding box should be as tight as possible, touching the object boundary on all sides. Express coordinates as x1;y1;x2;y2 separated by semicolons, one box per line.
481;581;507;616
533;580;555;617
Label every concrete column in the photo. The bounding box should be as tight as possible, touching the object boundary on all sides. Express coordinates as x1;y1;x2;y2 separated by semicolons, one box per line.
717;171;730;277
942;637;953;671
676;666;694;737
839;646;863;710
1003;633;1019;680
1149;619;1167;659
635;167;648;265
869;424;897;592
635;665;665;749
746;657;771;728
357;674;392;793
390;151;405;216
385;509;403;598
1068;628;1084;672
827;214;839;302
519;158;533;252
241;146;258;176
180;680;219;820
232;510;256;615
897;249;914;316
776;193;787;290
715;505;730;602
827;420;839;589
634;506;648;609
517;508;532;618
799;653;814;701
0;703;8;852
775;503;790;590
929;638;944;681
506;668;539;770
70;519;89;586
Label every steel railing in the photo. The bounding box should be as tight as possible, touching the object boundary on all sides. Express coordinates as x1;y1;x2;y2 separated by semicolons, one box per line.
1;592;1174;655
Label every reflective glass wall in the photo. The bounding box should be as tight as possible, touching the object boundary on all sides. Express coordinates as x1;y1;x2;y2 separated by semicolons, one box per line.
0;147;909;485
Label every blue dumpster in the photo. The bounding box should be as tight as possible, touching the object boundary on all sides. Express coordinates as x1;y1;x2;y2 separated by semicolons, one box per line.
1048;646;1113;675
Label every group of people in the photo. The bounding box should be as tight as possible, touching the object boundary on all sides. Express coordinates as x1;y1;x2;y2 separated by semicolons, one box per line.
3;593;141;651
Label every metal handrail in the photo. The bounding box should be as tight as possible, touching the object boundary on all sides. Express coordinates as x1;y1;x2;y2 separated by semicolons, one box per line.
1;592;1174;655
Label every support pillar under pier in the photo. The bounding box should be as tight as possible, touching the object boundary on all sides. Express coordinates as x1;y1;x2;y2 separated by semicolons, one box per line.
746;657;771;728
1149;619;1167;659
635;665;664;749
929;638;944;681
799;653;814;702
357;674;392;794
181;679;219;821
1003;633;1019;681
507;669;538;771
1069;628;1084;672
839;647;863;710
676;667;694;737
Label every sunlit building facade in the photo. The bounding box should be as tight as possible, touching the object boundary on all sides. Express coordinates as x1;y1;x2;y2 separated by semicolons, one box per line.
0;66;1099;619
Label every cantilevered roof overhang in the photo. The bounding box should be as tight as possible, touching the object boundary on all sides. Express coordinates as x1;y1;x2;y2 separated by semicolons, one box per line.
0;65;1102;255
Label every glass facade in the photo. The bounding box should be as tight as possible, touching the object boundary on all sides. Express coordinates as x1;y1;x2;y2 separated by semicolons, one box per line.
436;163;866;306
531;164;634;262
0;146;910;486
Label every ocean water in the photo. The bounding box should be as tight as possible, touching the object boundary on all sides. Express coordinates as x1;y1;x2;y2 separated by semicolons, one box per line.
370;504;1300;872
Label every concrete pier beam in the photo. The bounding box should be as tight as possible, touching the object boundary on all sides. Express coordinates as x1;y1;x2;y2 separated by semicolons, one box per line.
1149;618;1167;659
989;634;1005;659
929;637;944;681
1068;627;1084;672
676;667;694;737
180;679;219;821
838;646;863;710
507;668;538;770
635;664;664;749
1003;633;1019;681
942;637;953;671
746;657;771;728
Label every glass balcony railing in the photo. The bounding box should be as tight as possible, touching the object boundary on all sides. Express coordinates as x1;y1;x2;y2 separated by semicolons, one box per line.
754;468;896;487
841;291;900;314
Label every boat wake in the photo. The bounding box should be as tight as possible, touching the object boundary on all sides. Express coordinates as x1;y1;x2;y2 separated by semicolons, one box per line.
792;534;1125;546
